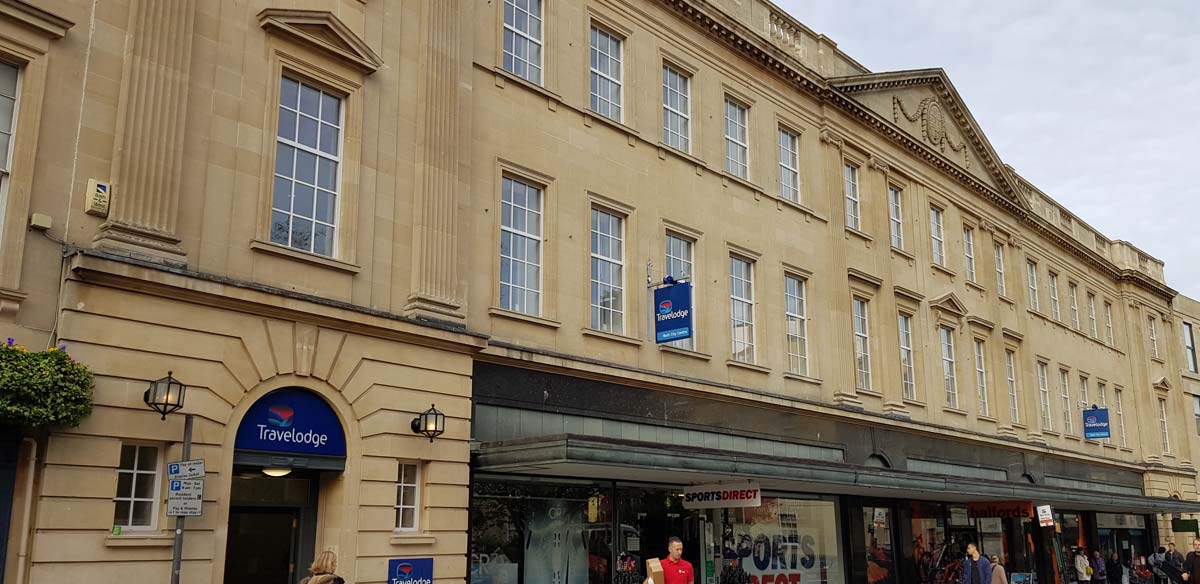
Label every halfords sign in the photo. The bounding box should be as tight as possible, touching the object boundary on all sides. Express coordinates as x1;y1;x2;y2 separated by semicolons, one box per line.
682;482;761;509
653;282;693;343
968;501;1034;519
234;388;347;457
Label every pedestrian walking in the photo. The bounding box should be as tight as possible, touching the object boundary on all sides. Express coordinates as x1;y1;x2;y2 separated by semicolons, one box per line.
991;555;1008;584
1170;544;1186;572
1151;547;1170;584
964;543;993;584
1108;551;1126;584
1094;550;1109;584
1182;538;1200;583
300;550;346;584
1078;548;1095;584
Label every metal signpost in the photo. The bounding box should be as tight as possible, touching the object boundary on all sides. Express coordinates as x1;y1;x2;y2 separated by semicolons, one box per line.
164;415;199;584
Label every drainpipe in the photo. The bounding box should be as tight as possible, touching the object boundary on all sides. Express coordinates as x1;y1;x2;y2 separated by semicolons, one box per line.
14;438;37;584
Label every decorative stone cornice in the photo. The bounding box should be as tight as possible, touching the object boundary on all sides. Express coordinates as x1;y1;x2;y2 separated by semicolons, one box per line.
656;0;1177;302
818;128;844;149
0;0;73;39
867;154;890;174
258;9;383;74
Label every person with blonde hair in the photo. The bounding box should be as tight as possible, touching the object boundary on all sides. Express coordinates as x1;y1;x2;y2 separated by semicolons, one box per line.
301;550;345;584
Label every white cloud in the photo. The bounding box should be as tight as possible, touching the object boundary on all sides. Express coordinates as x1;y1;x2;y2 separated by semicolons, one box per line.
777;0;1200;296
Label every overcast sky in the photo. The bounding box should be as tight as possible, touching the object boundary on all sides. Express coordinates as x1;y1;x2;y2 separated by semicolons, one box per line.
777;0;1200;298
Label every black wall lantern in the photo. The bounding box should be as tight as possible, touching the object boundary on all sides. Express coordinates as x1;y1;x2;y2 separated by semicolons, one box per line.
144;371;187;420
411;404;446;442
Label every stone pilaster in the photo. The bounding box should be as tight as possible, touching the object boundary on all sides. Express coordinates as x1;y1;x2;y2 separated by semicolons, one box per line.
94;0;195;265
404;0;467;323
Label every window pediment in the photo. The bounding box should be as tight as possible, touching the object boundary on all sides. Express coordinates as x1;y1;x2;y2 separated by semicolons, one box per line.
1153;376;1172;392
258;9;383;74
931;292;967;318
0;0;73;40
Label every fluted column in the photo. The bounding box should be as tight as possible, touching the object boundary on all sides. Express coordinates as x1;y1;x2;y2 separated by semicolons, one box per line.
94;0;195;264
405;0;467;323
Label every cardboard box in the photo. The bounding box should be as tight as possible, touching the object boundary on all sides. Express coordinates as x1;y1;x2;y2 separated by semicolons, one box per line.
646;558;665;584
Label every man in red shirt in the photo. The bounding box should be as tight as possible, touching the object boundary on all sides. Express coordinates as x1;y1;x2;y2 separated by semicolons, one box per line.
662;537;695;584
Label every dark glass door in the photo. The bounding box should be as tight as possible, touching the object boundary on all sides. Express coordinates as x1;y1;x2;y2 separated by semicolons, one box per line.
225;508;299;584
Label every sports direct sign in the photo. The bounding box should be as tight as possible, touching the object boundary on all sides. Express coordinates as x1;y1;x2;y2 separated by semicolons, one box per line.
682;482;761;509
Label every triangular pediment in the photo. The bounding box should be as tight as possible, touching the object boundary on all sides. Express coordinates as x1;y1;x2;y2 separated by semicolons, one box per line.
258;9;383;74
930;292;968;318
829;69;1029;212
1153;376;1172;392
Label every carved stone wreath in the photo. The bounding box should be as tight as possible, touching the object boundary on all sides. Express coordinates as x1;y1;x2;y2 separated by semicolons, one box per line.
893;96;970;169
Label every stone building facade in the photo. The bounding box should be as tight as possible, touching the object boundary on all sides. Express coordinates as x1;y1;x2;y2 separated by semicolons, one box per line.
0;0;1198;583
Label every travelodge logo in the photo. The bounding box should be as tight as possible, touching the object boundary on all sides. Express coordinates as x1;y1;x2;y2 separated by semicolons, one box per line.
656;300;689;322
659;300;673;314
268;404;294;428
391;562;433;584
1086;414;1099;424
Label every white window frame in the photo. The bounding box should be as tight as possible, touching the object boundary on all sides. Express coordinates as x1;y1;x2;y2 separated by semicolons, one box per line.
1087;293;1099;338
1026;260;1040;312
930;207;946;266
661;64;691;153
963;227;977;283
1149;315;1160;359
394;461;422;532
1037;362;1052;432
499;176;544;316
1104;301;1115;345
1158;397;1171;454
853;297;872;390
502;0;544;85
589;25;623;122
888;186;904;250
1068;283;1080;330
974;339;988;416
844;163;861;231
590;207;625;333
272;77;344;258
778;128;801;204
1059;369;1073;435
1115;387;1128;448
1005;350;1020;425
1078;375;1089;411
113;443;161;531
941;326;958;408
1186;322;1199;374
1047;272;1061;321
724;98;749;179
729;255;756;364
994;243;1007;297
1193;395;1200;436
1097;382;1109;444
665;232;696;351
785;274;808;376
0;62;19;255
898;312;916;400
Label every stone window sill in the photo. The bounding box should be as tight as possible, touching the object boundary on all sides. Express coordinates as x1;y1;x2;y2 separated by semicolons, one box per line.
489;307;561;329
583;110;638;138
582;328;643;346
727;359;770;374
721;171;765;196
491;66;563;104
966;280;986;293
903;398;927;408
999;295;1016;306
845;227;873;243
783;372;823;386
931;263;957;278
660;345;711;361
390;532;438;546
891;246;916;261
776;196;828;223
856;388;884;398
942;407;969;416
978;415;998;423
657;142;708;170
105;533;175;547
250;239;361;274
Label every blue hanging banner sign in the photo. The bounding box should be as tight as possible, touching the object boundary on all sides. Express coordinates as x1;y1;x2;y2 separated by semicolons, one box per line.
653;282;693;343
234;388;347;457
388;558;434;584
1083;407;1111;440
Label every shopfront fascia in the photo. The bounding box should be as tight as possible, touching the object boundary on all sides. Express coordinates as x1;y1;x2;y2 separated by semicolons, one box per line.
469;364;1200;584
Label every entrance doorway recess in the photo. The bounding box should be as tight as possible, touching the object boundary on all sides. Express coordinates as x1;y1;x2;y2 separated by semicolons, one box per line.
223;471;318;584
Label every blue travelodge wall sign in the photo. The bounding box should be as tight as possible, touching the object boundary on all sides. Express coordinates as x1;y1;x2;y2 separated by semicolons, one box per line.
234;388;346;457
1083;407;1111;440
653;282;693;343
388;558;433;584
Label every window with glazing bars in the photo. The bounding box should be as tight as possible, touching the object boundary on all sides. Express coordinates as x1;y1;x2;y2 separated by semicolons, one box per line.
963;227;977;282
662;65;690;152
1005;350;1019;425
729;256;755;363
888;187;904;249
853;297;872;390
272;77;342;257
665;233;695;350
993;243;1006;297
844;164;861;231
785;275;808;376
724;98;749;178
898;312;916;400
1059;369;1073;434
930;207;945;266
1037;362;1052;431
503;0;544;84
779;128;800;203
941;326;957;408
499;177;543;315
590;208;624;333
589;26;622;121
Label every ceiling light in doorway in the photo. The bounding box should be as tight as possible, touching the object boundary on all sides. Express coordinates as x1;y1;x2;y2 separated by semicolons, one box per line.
262;467;292;477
